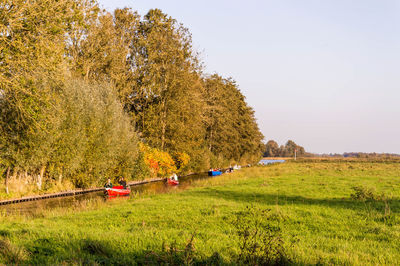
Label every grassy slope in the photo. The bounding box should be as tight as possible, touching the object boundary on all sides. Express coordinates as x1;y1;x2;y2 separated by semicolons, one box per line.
1;161;400;265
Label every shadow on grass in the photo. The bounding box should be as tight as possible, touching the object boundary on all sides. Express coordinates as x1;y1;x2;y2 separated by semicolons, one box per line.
22;237;229;265
19;237;311;265
189;189;400;213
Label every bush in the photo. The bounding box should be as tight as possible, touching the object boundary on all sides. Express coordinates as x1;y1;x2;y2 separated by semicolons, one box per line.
172;152;190;173
232;206;290;265
132;150;151;180
0;78;140;190
139;143;177;178
57;79;139;186
138;234;225;265
350;186;385;201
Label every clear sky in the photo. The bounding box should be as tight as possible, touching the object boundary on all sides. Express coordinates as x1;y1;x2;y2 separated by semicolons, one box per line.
99;0;400;154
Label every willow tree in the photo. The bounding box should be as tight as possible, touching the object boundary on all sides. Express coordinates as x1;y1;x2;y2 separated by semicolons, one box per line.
67;7;139;103
264;140;279;157
203;74;264;163
129;9;205;153
0;0;82;184
53;79;139;187
0;0;139;190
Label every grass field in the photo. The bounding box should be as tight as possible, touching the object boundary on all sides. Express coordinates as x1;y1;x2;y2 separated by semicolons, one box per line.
1;161;400;265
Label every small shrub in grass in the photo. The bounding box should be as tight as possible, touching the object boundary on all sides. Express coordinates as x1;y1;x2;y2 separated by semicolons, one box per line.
377;201;398;226
0;238;28;264
138;234;225;265
350;186;385;201
0;230;10;237
232;206;290;265
82;239;112;257
140;234;198;265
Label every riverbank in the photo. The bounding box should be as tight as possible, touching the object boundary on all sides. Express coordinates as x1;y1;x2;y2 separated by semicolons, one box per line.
0;177;164;206
1;161;400;265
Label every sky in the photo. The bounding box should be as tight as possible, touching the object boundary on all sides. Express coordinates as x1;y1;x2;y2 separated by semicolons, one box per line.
100;0;400;154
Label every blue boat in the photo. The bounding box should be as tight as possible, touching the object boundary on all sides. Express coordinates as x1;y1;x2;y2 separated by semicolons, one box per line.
208;170;222;176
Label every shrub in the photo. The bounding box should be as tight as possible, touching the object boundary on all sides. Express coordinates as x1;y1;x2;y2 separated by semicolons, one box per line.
173;152;190;173
82;239;112;257
350;186;385;201
0;78;140;189
232;206;290;265
132;150;151;180
139;143;177;177
138;234;225;265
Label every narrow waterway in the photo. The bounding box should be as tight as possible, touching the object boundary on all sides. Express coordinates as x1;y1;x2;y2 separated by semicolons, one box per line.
0;172;212;216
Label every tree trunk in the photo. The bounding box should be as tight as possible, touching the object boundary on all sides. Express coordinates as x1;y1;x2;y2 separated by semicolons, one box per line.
37;165;46;190
5;167;10;194
160;99;167;151
209;128;213;152
24;171;29;184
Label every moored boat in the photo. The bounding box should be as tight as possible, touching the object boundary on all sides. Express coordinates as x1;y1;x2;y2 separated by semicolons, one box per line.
167;179;179;186
105;186;130;196
208;170;222;176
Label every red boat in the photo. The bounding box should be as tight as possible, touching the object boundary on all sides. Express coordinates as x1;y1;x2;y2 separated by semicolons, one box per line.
105;186;131;196
167;179;179;186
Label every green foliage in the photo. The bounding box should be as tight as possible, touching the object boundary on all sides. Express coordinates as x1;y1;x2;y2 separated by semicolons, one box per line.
139;234;200;265
350;186;385;201
132;150;151;181
264;140;306;158
264;140;280;157
0;0;264;194
172;152;190;173
233;206;289;265
55;79;139;187
0;78;139;189
0;0;81;172
203;75;264;162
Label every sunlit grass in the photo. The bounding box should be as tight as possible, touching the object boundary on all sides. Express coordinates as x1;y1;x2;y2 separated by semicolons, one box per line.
0;161;399;264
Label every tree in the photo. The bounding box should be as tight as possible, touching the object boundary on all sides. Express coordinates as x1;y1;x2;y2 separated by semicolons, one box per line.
0;0;139;190
284;140;305;157
54;79;139;187
0;0;84;186
263;140;306;157
67;7;139;103
128;9;205;153
203;74;264;163
264;140;279;157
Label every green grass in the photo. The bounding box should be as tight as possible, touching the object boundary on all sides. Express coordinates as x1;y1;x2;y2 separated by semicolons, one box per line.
1;161;400;265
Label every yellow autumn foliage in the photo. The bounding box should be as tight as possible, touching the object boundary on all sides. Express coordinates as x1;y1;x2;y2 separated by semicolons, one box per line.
173;152;190;172
139;143;177;177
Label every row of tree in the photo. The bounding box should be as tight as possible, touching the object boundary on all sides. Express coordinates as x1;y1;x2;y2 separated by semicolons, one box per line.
0;0;264;193
263;140;306;158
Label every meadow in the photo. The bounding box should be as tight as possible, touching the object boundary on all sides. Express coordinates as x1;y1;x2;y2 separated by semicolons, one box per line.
0;161;399;265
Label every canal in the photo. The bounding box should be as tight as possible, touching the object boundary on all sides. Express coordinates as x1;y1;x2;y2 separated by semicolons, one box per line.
0;172;212;216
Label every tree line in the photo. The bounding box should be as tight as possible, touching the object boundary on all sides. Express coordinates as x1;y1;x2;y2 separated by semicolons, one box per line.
263;140;306;158
0;0;263;194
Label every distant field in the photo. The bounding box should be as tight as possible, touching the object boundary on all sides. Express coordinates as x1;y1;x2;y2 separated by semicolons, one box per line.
264;156;400;162
1;161;399;265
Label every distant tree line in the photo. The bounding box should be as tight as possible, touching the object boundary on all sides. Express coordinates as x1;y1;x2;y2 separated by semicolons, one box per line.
320;152;400;158
263;140;306;157
0;1;263;194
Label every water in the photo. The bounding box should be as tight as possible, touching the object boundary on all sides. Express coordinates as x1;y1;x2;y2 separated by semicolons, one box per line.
0;172;211;216
258;159;285;165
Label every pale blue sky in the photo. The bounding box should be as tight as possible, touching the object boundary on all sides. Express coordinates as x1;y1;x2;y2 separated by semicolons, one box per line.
100;0;400;154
